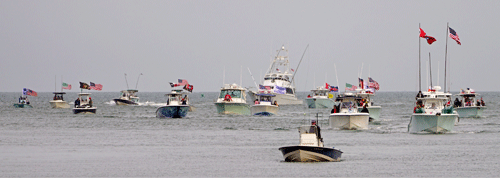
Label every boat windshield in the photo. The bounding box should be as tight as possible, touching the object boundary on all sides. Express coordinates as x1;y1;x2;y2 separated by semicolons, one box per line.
299;126;318;134
341;101;355;109
219;90;241;99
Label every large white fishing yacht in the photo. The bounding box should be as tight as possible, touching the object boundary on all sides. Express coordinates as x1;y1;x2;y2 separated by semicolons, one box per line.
248;45;303;105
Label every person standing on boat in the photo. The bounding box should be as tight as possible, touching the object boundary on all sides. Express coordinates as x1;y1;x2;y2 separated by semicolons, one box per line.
273;101;278;106
453;98;461;107
481;98;485;106
415;91;424;100
89;97;93;107
182;95;187;105
311;120;322;142
254;99;259;104
75;98;80;108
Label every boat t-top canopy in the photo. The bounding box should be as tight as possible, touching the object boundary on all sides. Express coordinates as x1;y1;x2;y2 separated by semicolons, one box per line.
53;92;66;95
255;93;276;97
78;93;92;96
122;89;138;93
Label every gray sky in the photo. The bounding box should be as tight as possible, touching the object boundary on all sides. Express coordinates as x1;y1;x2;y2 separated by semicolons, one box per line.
1;0;499;92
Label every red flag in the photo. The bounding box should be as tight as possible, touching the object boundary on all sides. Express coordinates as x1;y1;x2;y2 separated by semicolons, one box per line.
325;83;330;89
419;28;437;45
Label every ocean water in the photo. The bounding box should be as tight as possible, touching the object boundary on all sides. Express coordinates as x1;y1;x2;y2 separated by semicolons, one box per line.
1;91;499;177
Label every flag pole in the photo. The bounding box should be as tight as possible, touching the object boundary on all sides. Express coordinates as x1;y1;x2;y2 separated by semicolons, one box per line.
429;52;432;89
419;23;421;92
444;22;449;92
54;75;57;92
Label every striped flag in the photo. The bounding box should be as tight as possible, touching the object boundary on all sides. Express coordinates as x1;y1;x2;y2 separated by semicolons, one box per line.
368;77;380;90
23;88;38;97
170;79;189;87
449;27;461;45
90;82;103;91
62;83;72;90
346;83;357;91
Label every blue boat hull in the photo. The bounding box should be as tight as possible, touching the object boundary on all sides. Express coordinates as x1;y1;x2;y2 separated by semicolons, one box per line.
156;105;189;118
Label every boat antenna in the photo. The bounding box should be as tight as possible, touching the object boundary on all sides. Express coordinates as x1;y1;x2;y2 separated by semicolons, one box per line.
418;23;422;92
124;73;129;89
61;75;63;92
54;75;57;92
247;67;259;89
135;73;143;90
291;44;309;85
429;52;433;89
334;63;339;87
223;66;225;85
240;65;242;87
444;22;449;92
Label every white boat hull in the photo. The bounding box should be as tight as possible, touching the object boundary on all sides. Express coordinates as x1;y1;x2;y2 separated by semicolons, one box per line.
282;149;339;162
251;105;278;116
305;98;334;108
357;106;382;121
455;106;486;118
49;100;70;109
329;113;370;130
249;91;302;105
408;114;458;133
214;102;250;115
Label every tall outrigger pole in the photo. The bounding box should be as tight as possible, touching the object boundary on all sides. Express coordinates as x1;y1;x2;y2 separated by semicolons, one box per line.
444;22;449;92
419;23;422;92
291;44;309;85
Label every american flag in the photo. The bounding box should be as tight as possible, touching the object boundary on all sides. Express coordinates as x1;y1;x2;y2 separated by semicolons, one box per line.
359;78;364;88
368;77;380;91
177;79;189;86
90;82;103;91
291;68;295;72
449;27;461;45
23;88;38;97
346;83;357;91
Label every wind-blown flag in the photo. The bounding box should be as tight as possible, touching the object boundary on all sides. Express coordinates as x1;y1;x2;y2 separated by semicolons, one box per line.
23;88;38;97
90;82;103;91
346;83;357;91
183;84;194;92
80;82;90;90
170;79;189;87
449;27;461;45
419;28;437;45
358;78;364;88
62;83;71;90
368;77;380;90
325;83;330;89
330;86;339;93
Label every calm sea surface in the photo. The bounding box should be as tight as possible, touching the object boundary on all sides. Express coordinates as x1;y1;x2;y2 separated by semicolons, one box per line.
1;91;499;177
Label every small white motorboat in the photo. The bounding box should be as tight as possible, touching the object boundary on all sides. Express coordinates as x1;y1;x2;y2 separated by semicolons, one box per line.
408;86;458;133
113;89;140;105
49;92;70;108
329;92;369;130
453;88;486;118
279;120;343;162
73;93;97;114
156;90;190;118
251;93;279;116
355;89;381;122
214;83;250;115
305;86;335;108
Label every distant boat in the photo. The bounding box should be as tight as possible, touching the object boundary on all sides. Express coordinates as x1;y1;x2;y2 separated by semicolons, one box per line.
251;93;279;116
113;89;139;105
454;88;486;118
279;119;342;162
305;86;335;108
13;95;32;108
329;92;370;130
114;73;142;106
72;93;97;114
156;90;190;118
408;86;458;133
49;92;70;109
355;89;381;122
248;45;304;105
214;83;250;115
14;88;37;108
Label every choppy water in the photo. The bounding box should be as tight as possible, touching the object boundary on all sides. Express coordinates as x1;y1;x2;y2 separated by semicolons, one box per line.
1;91;499;177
